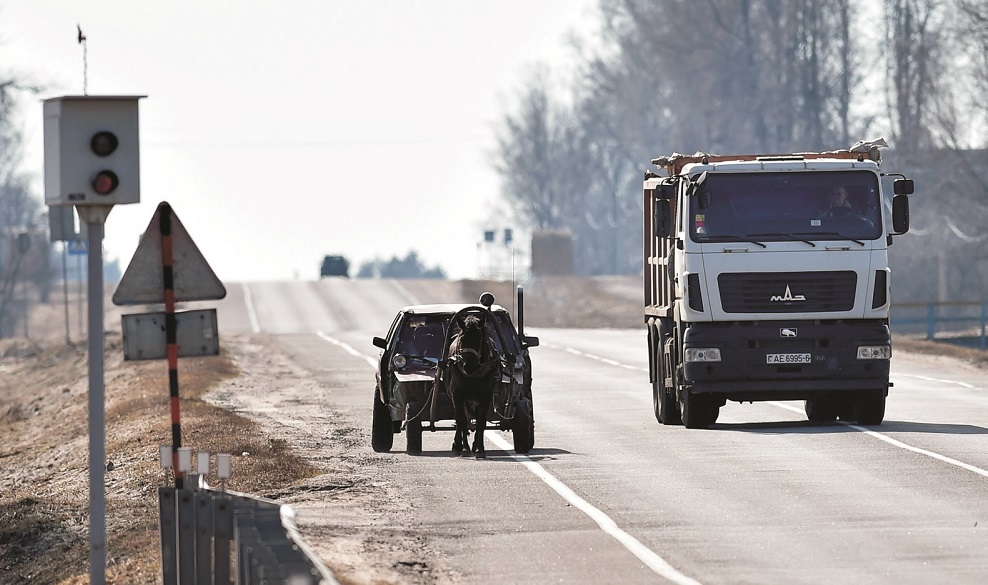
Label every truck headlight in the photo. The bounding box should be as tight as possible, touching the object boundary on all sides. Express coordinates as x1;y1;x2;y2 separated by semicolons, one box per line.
392;354;407;368
685;348;722;362
856;346;891;359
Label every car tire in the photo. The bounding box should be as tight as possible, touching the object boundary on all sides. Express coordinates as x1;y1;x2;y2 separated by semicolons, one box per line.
406;401;423;455
372;388;394;453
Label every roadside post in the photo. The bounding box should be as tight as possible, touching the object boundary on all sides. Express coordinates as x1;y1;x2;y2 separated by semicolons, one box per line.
113;201;227;488
113;202;226;583
43;94;145;585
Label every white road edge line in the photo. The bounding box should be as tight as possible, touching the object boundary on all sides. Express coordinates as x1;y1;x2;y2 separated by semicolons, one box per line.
486;434;703;585
242;283;261;334
767;402;988;478
316;332;377;368
316;332;702;585
546;341;988;479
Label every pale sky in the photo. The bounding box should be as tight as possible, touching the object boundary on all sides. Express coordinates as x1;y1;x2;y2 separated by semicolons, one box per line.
1;0;597;281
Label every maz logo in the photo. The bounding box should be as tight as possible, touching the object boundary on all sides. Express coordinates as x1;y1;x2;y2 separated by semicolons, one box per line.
770;285;806;302
781;328;798;337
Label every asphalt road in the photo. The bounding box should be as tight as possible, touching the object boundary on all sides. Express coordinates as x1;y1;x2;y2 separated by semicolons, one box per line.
212;278;988;584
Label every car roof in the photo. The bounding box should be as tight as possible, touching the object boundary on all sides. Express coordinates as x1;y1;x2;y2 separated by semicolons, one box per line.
399;303;510;316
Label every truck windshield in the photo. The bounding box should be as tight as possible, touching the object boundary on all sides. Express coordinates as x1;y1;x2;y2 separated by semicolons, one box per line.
689;170;883;243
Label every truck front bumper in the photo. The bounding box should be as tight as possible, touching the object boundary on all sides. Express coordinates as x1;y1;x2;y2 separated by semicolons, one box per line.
682;320;891;400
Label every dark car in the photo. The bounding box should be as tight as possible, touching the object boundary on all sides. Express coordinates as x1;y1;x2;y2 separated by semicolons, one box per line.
320;255;349;278
371;291;539;454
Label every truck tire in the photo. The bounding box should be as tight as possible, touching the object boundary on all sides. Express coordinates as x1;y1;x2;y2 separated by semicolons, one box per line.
680;391;715;429
512;398;535;454
655;330;682;425
406;401;423;455
805;395;839;422
853;390;886;425
372;388;394;453
653;371;680;425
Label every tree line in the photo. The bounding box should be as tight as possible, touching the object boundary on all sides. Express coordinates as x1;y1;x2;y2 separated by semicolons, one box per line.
495;0;988;303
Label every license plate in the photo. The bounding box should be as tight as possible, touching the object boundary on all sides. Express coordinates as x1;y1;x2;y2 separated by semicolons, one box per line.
766;353;811;364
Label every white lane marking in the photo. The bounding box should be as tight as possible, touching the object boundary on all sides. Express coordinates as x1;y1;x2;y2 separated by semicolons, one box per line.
486;433;703;585
767;402;988;478
547;341;988;480
316;332;377;368
242;283;261;334
896;373;981;390
553;343;647;373
317;333;702;584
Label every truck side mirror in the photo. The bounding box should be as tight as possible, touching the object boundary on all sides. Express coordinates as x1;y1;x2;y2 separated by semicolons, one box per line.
892;194;909;234
893;178;915;195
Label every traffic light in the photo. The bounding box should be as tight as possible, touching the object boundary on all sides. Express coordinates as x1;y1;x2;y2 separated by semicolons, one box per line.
44;95;145;207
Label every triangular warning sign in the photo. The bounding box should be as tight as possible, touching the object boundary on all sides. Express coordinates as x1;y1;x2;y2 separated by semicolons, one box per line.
113;202;227;306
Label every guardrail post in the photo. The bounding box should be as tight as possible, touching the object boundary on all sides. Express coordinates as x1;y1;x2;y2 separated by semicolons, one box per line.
177;486;197;584
926;303;936;340
195;489;213;583
213;494;233;585
159;488;178;585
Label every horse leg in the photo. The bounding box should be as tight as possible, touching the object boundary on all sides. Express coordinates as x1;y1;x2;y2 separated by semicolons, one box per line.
472;390;491;459
451;387;469;456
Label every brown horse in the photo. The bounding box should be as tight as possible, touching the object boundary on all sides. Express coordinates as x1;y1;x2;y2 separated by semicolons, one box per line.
445;313;501;458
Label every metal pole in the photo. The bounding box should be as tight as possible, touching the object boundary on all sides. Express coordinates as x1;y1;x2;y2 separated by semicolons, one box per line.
62;245;71;344
160;203;184;489
78;253;85;335
86;219;106;585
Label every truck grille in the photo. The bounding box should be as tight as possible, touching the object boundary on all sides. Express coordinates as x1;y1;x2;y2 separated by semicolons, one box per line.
718;271;857;313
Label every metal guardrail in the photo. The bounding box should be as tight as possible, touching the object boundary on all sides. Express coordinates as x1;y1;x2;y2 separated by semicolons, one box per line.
891;301;988;348
159;475;338;585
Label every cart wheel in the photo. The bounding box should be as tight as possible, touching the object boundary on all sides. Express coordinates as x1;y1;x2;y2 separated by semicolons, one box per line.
512;398;535;454
372;388;394;453
406;401;423;455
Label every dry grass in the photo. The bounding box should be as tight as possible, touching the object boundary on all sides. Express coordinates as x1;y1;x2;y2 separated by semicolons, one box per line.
0;327;319;584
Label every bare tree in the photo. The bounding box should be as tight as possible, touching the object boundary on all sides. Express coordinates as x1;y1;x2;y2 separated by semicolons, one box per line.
0;74;47;337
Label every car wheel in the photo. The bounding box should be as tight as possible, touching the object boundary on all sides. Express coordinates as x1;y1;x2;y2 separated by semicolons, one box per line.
406;401;423;455
372;388;394;453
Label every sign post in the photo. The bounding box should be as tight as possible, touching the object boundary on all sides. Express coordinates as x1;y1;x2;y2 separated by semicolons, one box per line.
114;202;227;489
44;94;145;585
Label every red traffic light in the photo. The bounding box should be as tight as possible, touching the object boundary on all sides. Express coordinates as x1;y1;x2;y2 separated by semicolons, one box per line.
92;170;119;195
90;131;119;157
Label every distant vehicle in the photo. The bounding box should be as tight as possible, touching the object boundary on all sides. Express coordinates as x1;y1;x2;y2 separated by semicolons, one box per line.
320;255;349;278
371;290;539;455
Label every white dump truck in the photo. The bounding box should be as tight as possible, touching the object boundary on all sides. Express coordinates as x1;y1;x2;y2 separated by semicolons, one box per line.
643;140;914;428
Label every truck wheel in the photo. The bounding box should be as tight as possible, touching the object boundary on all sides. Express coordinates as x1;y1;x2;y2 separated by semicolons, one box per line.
656;332;682;425
512;398;535;454
372;389;394;453
853;391;886;425
653;375;680;425
406;401;423;455
805;396;839;422
680;391;714;429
